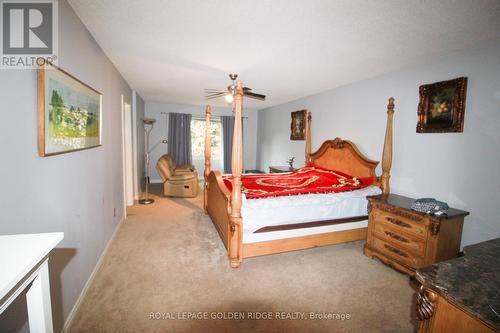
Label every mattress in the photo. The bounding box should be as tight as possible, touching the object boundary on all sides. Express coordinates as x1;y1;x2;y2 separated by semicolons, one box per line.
241;185;382;243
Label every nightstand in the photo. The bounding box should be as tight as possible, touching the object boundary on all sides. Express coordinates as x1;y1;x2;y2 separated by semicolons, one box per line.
269;166;295;173
363;194;469;275
245;169;264;174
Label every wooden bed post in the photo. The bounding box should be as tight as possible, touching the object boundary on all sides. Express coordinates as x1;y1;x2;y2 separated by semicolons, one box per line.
228;81;244;268
305;111;312;164
203;105;212;212
381;97;395;194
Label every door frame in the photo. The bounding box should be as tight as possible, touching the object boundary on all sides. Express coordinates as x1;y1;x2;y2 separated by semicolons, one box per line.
121;95;134;215
132;92;140;200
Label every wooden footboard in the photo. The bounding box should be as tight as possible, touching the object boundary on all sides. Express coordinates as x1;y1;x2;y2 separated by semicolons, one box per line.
206;171;231;250
243;227;367;258
206;169;368;261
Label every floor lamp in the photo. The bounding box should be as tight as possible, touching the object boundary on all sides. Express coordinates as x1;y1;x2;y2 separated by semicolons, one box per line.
139;118;156;205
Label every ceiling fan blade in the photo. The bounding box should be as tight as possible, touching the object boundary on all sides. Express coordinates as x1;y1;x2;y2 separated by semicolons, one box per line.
204;89;225;93
205;95;224;100
243;87;252;91
205;92;225;98
244;91;266;100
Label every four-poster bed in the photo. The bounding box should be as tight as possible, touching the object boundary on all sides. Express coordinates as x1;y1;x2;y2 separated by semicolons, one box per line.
204;80;395;268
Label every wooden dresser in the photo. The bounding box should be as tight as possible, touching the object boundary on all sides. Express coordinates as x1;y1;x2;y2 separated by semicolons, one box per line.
416;238;500;332
363;194;469;275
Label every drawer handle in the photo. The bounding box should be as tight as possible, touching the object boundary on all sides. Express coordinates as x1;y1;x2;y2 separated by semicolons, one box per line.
384;231;409;243
386;217;411;229
384;244;409;258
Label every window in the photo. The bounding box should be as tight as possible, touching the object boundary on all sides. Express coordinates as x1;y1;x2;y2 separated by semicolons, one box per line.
190;118;224;174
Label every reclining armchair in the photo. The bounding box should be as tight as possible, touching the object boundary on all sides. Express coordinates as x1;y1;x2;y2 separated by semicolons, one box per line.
156;155;199;198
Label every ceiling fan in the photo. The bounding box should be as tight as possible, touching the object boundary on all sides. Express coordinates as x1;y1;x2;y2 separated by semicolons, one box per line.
204;74;266;103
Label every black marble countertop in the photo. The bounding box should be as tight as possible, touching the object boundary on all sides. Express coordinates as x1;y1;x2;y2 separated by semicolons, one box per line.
367;193;469;220
416;237;500;330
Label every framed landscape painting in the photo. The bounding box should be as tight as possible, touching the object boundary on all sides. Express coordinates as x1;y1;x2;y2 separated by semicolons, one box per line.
290;110;307;140
37;62;102;156
416;77;467;133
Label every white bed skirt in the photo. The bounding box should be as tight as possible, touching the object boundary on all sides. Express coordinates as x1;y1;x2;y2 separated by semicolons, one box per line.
241;185;381;244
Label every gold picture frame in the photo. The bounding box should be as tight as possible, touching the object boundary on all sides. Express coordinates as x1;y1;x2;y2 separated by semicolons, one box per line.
37;62;102;156
417;77;467;133
290;109;307;140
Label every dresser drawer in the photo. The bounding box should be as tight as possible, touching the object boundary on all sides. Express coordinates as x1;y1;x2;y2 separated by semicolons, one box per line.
374;222;426;256
365;194;468;276
372;237;423;268
372;209;426;239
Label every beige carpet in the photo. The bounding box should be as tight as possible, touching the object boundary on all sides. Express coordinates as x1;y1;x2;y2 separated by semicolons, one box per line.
68;184;418;333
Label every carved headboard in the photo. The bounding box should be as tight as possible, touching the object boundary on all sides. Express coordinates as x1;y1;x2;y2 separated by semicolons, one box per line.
304;98;394;193
309;138;379;178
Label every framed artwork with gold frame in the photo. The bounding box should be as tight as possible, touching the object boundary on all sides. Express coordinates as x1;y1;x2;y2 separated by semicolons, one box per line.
290;110;307;140
417;77;467;133
37;62;102;156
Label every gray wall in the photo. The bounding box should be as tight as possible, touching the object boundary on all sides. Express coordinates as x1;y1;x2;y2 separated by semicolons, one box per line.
257;43;500;248
0;0;133;331
145;101;259;181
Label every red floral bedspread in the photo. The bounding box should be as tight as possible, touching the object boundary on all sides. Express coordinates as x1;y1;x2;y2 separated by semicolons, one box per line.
223;164;374;199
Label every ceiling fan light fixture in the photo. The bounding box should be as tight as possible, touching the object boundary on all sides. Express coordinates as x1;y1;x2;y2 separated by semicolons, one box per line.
225;93;234;103
204;73;266;102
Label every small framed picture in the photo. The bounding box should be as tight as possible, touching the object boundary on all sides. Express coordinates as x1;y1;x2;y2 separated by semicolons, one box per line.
417;77;467;133
290;110;307;140
37;62;102;156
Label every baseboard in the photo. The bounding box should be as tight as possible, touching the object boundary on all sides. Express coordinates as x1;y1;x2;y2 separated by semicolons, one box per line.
62;216;125;332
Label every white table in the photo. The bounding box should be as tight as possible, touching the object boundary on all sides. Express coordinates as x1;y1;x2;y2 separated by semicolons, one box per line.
0;232;64;333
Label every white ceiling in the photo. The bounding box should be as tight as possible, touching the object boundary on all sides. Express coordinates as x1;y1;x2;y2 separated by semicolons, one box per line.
68;0;500;108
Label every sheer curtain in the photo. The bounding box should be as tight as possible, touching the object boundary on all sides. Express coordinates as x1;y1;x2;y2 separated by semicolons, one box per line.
168;113;192;166
221;116;235;174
